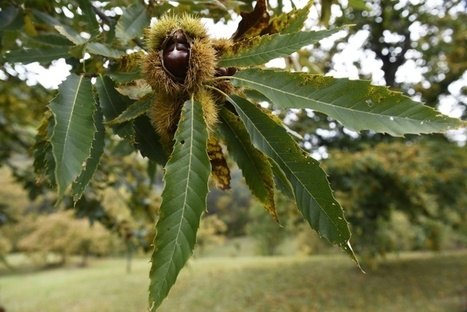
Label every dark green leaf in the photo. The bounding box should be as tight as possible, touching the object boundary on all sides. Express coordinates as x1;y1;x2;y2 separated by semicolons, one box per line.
27;33;74;47
96;75;134;139
31;9;63;27
232;69;467;136
107;69;141;83
107;94;151;126
87;42;125;58
219;108;277;221
77;0;100;37
227;95;359;264
149;99;211;311
115;2;150;43
71;105;105;203
49;74;97;200
265;0;314;34
219;28;346;67
133;115;168;166
5;47;71;64
0;6;24;30
33;111;56;187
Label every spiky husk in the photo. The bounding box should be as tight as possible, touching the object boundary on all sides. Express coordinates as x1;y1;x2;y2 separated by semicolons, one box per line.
149;92;185;147
142;50;185;96
194;88;218;134
143;15;216;95
185;37;217;92
212;38;233;57
143;14;236;150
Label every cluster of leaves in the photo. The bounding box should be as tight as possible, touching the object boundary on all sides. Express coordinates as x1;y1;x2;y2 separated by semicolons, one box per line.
1;0;466;310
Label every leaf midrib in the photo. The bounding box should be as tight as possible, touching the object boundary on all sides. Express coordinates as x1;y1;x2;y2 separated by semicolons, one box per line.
232;74;449;127
224;32;324;63
154;101;197;299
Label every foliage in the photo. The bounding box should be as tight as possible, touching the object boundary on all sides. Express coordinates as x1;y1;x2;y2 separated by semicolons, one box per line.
324;140;467;266
0;0;465;310
17;210;116;266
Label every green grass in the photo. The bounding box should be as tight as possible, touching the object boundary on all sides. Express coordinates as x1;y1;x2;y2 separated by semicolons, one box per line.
1;251;466;312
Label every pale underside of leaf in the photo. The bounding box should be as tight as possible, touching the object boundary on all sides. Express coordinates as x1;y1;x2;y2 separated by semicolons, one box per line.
87;42;125;58
226;95;359;264
232;69;466;136
149;100;211;311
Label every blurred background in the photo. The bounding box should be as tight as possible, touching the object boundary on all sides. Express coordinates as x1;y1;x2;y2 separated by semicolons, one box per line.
0;0;466;311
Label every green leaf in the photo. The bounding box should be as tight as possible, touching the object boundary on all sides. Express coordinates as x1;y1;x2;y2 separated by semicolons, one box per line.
0;6;24;30
320;0;333;27
96;75;134;139
27;33;74;47
31;9;63;27
5;47;70;64
77;0;99;37
270;157;294;199
87;42;125;58
149;99;211;311
55;25;87;45
115;80;152;99
219;28;345;67
107;94;151;126
49;74;97;201
227;95;358;263
349;0;370;11
33;111;56;187
218;108;277;221
115;2;150;43
232;69;467;136
108;69;141;83
266;0;314;34
134;114;168;166
71;105;105;203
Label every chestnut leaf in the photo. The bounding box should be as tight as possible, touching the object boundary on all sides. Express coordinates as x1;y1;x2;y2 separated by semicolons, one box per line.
232;68;467;136
149;99;211;311
226;95;359;265
49;74;97;201
219;27;347;67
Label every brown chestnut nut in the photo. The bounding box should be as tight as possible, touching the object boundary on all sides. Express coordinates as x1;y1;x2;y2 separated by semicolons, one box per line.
215;67;237;77
162;30;191;83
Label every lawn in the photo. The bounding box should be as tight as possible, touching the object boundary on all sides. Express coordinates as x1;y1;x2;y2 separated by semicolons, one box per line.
0;251;466;312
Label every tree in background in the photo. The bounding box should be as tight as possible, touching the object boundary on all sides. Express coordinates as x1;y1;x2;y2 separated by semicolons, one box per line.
324;140;467;267
14;210;118;266
0;0;465;310
290;0;466;152
284;0;467;264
